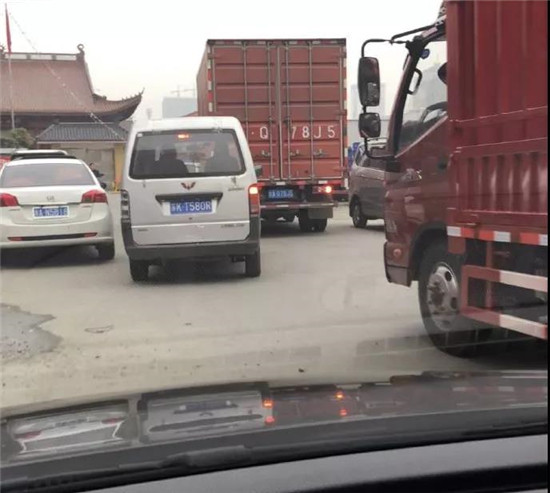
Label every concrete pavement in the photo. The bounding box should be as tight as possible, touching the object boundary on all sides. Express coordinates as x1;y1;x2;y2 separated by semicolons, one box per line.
0;196;545;410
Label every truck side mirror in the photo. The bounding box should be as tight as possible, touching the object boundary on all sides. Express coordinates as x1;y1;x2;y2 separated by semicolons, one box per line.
358;57;381;107
359;112;381;139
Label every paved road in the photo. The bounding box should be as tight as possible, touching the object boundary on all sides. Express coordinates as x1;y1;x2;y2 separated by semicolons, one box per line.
1;195;545;410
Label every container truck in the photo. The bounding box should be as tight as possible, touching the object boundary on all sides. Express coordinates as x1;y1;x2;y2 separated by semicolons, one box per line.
197;39;347;232
357;0;547;356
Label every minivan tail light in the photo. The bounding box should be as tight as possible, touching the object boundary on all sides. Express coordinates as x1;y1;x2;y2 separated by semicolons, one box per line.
81;190;108;204
248;184;260;216
0;193;19;207
120;189;131;220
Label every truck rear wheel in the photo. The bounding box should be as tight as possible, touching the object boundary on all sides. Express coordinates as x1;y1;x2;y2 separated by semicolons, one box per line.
418;241;492;358
298;214;314;233
312;219;327;232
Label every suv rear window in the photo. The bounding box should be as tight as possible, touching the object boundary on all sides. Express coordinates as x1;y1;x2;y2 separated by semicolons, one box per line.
130;129;245;179
0;162;95;188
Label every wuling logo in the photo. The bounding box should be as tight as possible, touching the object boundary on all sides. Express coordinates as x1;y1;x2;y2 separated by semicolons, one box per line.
181;182;196;190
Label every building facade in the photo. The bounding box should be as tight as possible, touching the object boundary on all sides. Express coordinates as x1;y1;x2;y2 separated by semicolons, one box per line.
0;44;141;135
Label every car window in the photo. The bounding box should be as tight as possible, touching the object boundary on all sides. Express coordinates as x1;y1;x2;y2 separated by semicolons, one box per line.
130;130;245;179
0;162;95;188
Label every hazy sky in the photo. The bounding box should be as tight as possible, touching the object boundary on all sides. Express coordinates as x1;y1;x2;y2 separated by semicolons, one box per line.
4;0;441;123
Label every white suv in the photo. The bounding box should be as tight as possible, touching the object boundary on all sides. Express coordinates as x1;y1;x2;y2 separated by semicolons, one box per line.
121;117;261;282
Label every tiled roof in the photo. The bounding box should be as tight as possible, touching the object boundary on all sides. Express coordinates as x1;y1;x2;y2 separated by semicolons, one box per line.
36;122;129;143
0;47;142;119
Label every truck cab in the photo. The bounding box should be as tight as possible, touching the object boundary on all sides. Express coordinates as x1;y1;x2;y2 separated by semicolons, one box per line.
357;0;547;356
383;25;448;287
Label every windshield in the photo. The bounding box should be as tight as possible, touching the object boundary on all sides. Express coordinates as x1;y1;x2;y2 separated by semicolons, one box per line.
0;0;547;486
0;162;95;187
398;37;447;150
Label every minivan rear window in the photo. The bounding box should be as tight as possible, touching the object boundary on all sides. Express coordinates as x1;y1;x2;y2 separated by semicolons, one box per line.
129;130;245;179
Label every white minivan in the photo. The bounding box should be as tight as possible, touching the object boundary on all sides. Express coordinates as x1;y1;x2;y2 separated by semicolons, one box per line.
121;117;261;282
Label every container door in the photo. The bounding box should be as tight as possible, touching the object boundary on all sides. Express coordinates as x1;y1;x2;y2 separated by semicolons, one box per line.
211;42;282;181
277;41;345;181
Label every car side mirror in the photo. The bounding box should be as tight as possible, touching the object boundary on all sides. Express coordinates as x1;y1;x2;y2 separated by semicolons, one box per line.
358;57;381;107
254;164;263;177
359;113;381;139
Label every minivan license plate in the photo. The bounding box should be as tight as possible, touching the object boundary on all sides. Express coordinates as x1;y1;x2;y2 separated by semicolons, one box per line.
170;200;212;215
267;189;293;200
33;206;69;218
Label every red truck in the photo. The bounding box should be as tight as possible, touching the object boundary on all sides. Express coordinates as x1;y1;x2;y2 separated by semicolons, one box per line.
357;0;547;356
197;39;347;232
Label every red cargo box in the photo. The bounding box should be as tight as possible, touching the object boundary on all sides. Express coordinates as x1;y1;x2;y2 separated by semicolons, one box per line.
197;39;347;183
447;0;548;241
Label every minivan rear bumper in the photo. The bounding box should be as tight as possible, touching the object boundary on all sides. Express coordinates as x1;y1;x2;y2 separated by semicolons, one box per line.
121;218;260;261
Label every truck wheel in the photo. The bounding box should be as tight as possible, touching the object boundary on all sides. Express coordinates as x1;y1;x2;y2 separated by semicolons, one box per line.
351;201;367;229
96;242;115;261
129;259;149;282
298;214;314;233
418;241;492;358
312;219;328;232
245;249;261;278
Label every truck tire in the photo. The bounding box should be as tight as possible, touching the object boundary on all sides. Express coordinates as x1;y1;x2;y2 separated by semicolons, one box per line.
312;219;328;232
96;242;115;261
245;249;261;278
418;241;492;358
298;214;314;233
129;259;149;282
351;200;367;229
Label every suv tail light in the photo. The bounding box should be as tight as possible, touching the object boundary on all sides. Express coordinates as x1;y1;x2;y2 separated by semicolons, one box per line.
248;184;260;216
82;190;108;204
120;189;130;220
0;193;19;207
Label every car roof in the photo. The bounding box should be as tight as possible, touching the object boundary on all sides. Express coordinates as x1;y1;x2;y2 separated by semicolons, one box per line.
11;149;68;156
133;116;242;134
2;157;86;167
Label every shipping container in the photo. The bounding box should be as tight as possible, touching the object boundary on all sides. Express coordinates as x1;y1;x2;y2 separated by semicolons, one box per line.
197;39;347;232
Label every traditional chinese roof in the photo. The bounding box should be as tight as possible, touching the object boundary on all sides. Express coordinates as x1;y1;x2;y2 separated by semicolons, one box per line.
36;122;129;143
0;45;142;121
